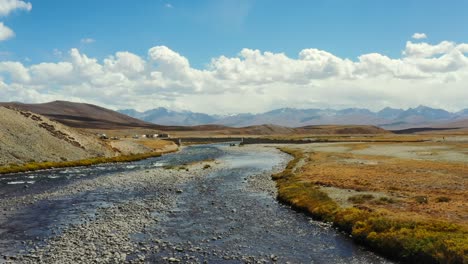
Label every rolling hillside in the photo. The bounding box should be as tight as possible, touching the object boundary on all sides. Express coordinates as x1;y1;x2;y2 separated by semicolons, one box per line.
0;101;158;129
0;106;115;166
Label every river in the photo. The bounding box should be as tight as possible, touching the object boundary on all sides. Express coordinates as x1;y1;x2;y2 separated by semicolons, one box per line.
0;144;392;263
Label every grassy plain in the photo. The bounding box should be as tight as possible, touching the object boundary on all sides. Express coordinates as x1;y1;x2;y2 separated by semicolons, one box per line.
274;134;467;263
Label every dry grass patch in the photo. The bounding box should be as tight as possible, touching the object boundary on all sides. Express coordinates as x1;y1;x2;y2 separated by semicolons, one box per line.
273;146;467;263
136;139;176;151
299;151;467;224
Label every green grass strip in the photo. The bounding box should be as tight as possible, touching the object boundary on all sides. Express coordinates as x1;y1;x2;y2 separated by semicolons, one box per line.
0;151;166;175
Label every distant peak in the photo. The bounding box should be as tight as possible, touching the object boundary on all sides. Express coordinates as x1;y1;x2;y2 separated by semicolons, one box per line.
415;105;430;110
380;106;403;111
266;107;297;114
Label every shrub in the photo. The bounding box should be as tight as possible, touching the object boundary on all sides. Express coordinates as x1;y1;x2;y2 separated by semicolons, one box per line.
379;197;395;203
348;194;375;204
414;196;428;204
373;196;396;205
435;197;451;203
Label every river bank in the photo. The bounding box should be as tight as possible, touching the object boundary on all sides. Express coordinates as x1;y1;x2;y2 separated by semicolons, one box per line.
1;144;390;263
3;161;217;263
0;140;178;175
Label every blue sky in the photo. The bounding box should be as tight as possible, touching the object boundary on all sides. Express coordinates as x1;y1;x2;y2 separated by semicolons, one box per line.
3;0;468;67
1;0;468;113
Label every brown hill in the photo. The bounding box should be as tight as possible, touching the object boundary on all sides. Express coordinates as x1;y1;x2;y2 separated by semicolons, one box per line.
165;124;390;137
435;118;468;129
391;119;468;134
231;124;296;135
0;107;115;166
0;101;159;129
296;125;390;135
0;101;242;132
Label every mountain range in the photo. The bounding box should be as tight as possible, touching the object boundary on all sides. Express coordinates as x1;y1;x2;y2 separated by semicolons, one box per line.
0;101;389;135
119;106;468;129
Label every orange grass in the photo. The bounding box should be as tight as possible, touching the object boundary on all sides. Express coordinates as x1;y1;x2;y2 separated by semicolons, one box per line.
300;151;467;224
137;139;176;150
274;147;468;263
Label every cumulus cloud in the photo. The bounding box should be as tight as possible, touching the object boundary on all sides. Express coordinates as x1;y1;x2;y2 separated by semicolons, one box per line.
403;41;455;58
0;61;29;82
412;33;427;40
80;38;95;44
0;0;31;16
0;0;31;42
1;40;468;113
0;22;13;41
104;51;145;77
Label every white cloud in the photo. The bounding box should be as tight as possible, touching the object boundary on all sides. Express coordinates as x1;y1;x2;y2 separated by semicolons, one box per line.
0;61;29;82
0;0;31;16
0;0;31;42
412;33;427;40
104;51;145;78
0;22;13;41
403;40;454;58
1;40;468;113
165;3;173;8
30;62;73;84
80;38;95;44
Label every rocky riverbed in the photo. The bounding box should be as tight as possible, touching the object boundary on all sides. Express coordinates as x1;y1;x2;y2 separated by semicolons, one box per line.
0;144;392;263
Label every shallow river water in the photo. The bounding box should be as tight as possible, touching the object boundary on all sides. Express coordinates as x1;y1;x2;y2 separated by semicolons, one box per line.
0;144;392;263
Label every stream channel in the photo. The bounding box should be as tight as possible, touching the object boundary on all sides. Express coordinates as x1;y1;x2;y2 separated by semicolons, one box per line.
0;144;392;263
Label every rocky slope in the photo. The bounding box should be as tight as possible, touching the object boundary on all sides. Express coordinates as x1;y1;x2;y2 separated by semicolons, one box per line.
0;106;115;166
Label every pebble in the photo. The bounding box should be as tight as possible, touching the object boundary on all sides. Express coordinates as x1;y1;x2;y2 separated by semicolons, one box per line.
2;146;292;264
